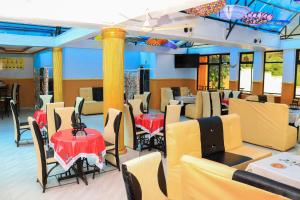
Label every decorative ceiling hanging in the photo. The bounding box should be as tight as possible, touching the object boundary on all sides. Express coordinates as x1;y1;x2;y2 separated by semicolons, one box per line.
185;0;226;17
219;5;250;20
146;38;168;46
241;12;273;25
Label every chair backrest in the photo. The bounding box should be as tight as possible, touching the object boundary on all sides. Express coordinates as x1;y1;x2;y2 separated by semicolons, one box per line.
39;95;53;111
232;90;241;99
122;152;167;200
211;91;221;116
74;97;85;116
180;155;300;200
128;99;143;117
143;92;151;111
79;87;93;101
124;104;137;149
201;91;211;117
46;102;64;140
54;107;75;132
267;94;275;103
180;87;189;96
103;108;123;145
10;100;19;142
223;90;232;99
164;105;181;127
12;83;19;101
166;114;243;199
229;99;296;151
161;88;174;112
28;117;47;187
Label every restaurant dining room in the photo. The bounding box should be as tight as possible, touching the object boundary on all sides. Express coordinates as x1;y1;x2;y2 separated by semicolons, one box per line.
2;0;300;200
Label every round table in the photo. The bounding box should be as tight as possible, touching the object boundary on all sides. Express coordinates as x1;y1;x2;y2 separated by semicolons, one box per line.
33;110;47;128
135;113;164;136
50;128;106;184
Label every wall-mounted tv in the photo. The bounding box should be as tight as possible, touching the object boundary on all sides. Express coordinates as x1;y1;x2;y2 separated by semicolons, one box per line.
175;54;199;68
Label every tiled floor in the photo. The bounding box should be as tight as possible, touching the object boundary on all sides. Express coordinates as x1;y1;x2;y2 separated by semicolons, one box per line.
0;109;299;200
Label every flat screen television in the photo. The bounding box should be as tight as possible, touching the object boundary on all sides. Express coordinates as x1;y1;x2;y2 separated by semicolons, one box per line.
175;54;199;68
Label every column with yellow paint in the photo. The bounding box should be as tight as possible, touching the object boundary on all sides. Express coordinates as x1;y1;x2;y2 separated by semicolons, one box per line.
52;47;63;102
102;28;126;154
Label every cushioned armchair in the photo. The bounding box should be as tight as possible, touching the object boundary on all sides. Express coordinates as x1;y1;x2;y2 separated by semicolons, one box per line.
166;114;272;200
79;87;103;115
161;88;174;112
122;152;168;200
180;155;300;200
229;99;297;151
185;91;202;119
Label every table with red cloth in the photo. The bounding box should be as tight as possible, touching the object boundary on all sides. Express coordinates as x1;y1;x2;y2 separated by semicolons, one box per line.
50;128;106;171
33;110;47;128
135;113;164;136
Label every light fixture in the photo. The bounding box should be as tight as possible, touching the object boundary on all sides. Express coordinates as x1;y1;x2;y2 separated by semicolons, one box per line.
185;0;226;17
219;5;250;20
241;12;273;25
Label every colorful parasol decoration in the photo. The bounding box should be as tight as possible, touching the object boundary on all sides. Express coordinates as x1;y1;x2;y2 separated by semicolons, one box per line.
241;12;273;25
219;5;250;20
185;0;226;17
146;38;168;46
163;41;177;49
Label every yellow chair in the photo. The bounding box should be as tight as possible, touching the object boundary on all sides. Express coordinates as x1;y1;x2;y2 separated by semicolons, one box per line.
37;95;53;111
46;102;64;140
122;152;168;200
134;92;151;113
161;88;174;112
180;155;300;200
166;114;272;200
229;99;297;151
124;104;147;150
54;107;75;132
211;91;221;116
202;91;211;117
128;99;144;117
185;91;202;119
180;87;189;96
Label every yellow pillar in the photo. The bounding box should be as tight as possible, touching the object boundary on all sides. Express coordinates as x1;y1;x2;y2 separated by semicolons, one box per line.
102;28;126;154
52;47;63;102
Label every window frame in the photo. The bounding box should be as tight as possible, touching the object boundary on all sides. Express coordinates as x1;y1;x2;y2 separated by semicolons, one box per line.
294;49;300;98
263;50;284;95
197;53;230;90
238;52;254;93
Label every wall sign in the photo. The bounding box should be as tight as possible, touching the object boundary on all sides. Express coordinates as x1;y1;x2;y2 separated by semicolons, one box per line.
0;58;24;69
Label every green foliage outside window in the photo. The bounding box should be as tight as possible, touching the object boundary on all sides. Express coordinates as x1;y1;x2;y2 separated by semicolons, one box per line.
264;52;283;76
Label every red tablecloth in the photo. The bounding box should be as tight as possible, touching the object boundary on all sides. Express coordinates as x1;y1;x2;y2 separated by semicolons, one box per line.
50;128;106;171
135;114;164;136
33;110;47;128
222;99;229;107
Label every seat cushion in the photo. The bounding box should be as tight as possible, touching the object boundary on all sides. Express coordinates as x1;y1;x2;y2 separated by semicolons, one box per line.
82;100;103;115
227;145;272;170
204;152;251;167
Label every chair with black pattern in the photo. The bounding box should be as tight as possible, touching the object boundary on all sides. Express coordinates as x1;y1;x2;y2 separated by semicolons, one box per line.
54;107;76;132
102;108;122;171
37;95;53;111
10;100;30;147
124;104;148;151
156;105;181;157
74;97;85;121
122;152;168;200
211;91;221;116
128;99;144;117
28;117;61;193
46;102;64;141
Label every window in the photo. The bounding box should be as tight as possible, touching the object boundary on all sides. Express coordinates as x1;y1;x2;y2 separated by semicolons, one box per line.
239;52;254;92
263;51;283;94
295;50;300;97
197;54;230;90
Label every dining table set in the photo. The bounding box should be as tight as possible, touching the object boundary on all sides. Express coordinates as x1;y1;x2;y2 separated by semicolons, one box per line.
33;109;107;185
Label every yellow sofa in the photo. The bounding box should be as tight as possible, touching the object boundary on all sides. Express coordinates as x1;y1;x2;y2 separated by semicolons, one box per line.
180;155;300;200
229;99;297;151
79;87;103;115
166;114;271;200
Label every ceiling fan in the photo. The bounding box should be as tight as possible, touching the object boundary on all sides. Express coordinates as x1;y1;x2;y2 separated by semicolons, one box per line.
119;10;196;33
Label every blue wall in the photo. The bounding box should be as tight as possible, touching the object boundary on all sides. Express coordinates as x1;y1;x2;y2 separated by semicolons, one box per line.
34;48;145;79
